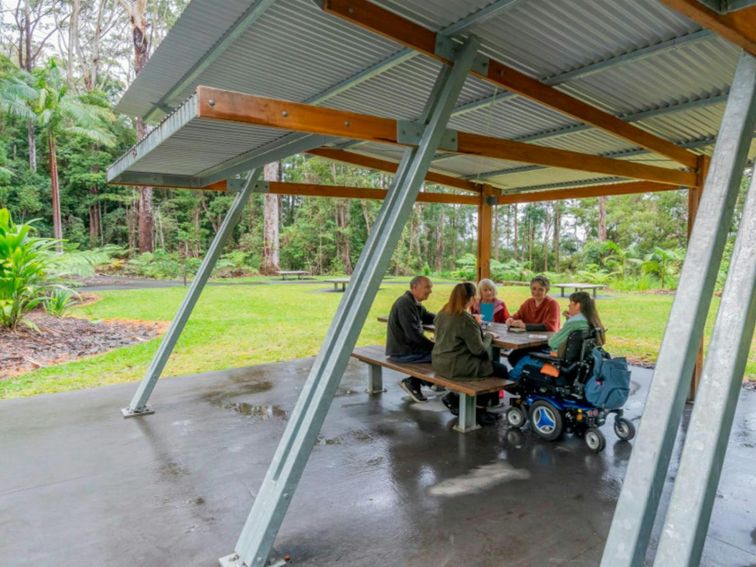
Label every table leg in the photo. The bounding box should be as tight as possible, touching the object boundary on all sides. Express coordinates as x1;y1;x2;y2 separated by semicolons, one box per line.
561;288;565;297
454;393;480;432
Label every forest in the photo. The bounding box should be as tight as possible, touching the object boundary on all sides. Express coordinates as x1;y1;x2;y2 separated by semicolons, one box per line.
0;0;749;290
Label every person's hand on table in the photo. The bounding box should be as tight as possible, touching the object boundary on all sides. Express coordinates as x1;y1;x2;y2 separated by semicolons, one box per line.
473;313;482;324
507;318;525;329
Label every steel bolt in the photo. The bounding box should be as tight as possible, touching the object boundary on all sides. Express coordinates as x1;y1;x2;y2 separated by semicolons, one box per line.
348;7;354;14
282;111;288;117
344;120;350;127
208;99;215;107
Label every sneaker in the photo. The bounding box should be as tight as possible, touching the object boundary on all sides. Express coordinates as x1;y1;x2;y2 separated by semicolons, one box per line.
442;393;459;416
400;378;427;402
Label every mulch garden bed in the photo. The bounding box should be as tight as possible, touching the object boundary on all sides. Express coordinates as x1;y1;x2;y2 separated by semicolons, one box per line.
0;310;165;379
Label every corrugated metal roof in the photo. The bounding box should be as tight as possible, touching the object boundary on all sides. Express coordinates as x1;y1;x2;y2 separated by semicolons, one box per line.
110;0;752;193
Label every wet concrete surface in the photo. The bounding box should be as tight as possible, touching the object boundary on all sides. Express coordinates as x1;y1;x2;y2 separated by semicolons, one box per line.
1;357;754;566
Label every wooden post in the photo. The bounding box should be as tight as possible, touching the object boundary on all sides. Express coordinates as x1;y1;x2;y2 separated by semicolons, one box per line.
477;185;498;281
687;154;710;402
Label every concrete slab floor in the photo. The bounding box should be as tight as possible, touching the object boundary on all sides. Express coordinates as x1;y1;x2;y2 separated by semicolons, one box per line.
1;356;754;567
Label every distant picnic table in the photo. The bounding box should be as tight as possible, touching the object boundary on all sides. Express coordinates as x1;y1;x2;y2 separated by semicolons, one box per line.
276;270;311;280
327;278;350;291
554;282;605;298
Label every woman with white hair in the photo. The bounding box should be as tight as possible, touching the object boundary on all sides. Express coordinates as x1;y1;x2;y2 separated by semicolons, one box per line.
470;278;510;323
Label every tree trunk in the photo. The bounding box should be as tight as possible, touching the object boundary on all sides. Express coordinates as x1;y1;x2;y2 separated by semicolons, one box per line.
27;120;36;172
48;134;63;252
123;0;154;252
598;196;607;241
89;187;101;247
260;161;281;274
513;204;518;261
335;200;352;274
434;211;445;273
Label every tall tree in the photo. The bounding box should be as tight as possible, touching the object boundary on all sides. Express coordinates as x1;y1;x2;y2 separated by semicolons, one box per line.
30;59;115;250
118;0;153;252
12;0;58;173
260;161;281;274
598;195;607;241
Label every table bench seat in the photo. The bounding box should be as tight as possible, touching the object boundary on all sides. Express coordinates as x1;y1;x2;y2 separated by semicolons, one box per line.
351;345;507;432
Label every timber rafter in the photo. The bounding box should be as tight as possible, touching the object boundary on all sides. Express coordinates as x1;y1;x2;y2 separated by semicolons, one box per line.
318;0;700;170
196;86;697;187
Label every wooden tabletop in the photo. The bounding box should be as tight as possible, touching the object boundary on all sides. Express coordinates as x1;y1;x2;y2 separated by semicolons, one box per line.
377;317;552;350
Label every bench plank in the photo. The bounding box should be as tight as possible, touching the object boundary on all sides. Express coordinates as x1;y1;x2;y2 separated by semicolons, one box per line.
352;345;507;397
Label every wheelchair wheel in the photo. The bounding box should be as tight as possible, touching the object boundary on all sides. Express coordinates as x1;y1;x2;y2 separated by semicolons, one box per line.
506;406;526;428
585;427;606;453
614;416;636;441
529;400;563;441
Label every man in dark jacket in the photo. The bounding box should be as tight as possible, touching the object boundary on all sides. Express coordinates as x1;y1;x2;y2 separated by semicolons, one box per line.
386;276;436;402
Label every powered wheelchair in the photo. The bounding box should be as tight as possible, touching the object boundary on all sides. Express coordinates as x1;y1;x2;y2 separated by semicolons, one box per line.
503;327;635;453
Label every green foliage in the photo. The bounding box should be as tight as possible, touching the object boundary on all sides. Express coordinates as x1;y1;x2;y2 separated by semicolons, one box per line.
0;208;56;329
641;246;684;289
53;245;125;277
44;287;79;317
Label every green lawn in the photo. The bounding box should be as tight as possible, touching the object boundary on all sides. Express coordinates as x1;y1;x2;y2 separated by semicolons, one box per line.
1;282;753;399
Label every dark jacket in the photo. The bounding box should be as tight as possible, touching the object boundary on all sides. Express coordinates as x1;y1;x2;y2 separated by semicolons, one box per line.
432;311;493;378
386;291;435;357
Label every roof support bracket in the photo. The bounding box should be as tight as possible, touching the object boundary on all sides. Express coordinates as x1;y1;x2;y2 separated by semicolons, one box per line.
435;33;489;75
396;120;459;150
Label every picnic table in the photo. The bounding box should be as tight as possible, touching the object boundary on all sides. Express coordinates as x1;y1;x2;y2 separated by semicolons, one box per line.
327;278;350;291
376;317;552;351
276;270;311;280
554;282;605;298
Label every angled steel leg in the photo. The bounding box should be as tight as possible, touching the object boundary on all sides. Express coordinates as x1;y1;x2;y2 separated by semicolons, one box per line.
221;37;481;567
653;172;756;566
601;52;756;566
121;169;262;417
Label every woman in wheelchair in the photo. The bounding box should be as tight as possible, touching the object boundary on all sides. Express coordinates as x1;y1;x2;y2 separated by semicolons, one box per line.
509;291;604;381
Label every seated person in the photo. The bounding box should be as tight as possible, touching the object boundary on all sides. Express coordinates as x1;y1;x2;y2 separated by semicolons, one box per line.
505;275;561;367
386;275;436;402
509;291;605;381
432;282;509;424
470;278;510;323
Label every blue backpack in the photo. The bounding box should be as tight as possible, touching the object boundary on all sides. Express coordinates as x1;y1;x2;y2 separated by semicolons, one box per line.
584;348;631;409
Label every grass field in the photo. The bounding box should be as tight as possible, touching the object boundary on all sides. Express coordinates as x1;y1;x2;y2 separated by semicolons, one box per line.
1;281;753;399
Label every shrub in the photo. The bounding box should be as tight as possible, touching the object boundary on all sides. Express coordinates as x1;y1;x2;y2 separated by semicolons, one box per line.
0;208;56;329
45;287;80;317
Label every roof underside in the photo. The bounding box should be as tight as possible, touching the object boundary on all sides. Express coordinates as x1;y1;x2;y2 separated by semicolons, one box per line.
109;0;756;194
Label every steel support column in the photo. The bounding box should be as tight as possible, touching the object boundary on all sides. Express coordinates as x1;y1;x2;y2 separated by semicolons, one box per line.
654;167;756;566
121;169;262;417
219;37;481;567
600;52;756;566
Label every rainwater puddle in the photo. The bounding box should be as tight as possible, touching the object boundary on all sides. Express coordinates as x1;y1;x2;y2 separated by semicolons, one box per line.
224;402;287;420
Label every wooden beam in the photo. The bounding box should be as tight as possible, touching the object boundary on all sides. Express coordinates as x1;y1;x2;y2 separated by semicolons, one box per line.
197;87;695;186
661;0;756;56
687;155;710;403
319;0;699;169
498;181;677;205
476;186;496;280
458;132;696;187
265;181;480;205
306;147;482;193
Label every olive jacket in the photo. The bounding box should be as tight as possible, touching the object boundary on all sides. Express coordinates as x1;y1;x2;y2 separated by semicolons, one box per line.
432;311;493;378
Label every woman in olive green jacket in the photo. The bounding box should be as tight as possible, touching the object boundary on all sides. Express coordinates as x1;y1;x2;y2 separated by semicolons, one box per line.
432;282;509;380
